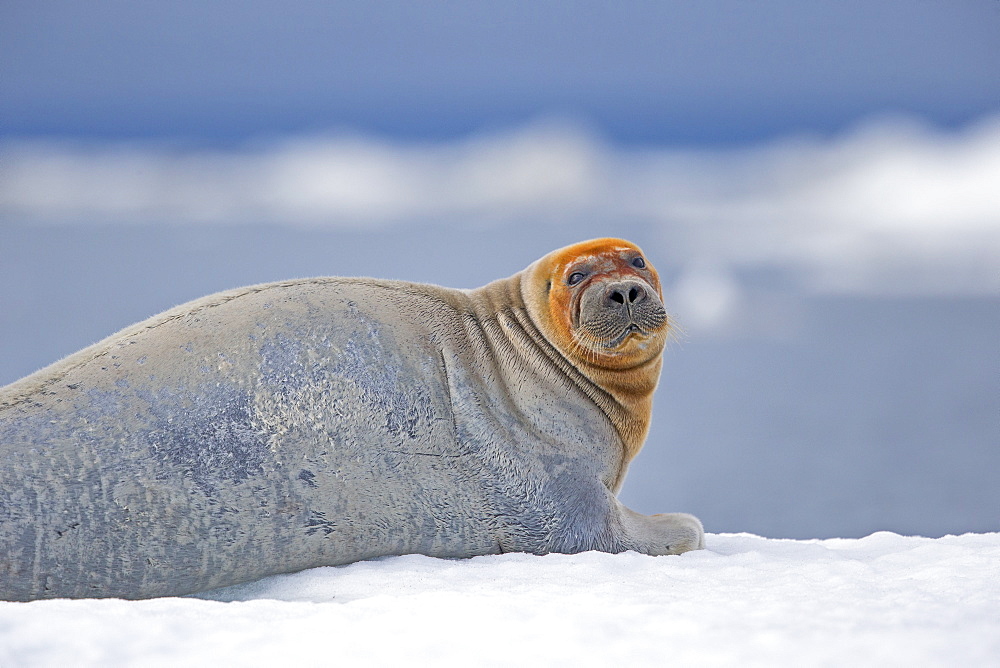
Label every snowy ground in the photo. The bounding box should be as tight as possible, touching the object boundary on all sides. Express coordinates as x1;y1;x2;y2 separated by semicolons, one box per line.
2;532;997;666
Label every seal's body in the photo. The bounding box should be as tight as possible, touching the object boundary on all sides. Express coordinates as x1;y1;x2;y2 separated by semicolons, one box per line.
1;239;703;601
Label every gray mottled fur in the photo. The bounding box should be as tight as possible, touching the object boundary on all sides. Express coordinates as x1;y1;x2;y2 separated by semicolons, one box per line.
1;276;702;601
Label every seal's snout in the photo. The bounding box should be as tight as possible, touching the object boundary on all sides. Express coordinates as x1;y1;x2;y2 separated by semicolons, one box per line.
575;275;668;356
605;281;647;308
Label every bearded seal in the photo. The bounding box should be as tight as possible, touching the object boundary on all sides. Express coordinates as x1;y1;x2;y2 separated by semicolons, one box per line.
0;238;703;601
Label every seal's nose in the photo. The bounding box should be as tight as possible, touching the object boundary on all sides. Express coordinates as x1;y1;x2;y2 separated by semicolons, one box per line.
605;281;647;307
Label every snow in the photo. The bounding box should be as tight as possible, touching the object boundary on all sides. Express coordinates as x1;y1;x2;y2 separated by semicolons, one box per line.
3;532;998;666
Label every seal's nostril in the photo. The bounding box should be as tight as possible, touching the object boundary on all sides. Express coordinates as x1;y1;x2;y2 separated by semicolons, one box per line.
628;287;640;303
609;291;625;304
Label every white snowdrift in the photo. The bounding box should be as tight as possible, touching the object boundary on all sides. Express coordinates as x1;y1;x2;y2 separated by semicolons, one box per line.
2;532;997;666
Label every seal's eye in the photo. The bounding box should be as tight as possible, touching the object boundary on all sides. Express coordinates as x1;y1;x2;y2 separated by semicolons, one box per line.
632;256;646;269
567;272;587;286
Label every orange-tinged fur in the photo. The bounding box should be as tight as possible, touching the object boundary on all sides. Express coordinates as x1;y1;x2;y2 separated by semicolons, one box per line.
519;238;669;464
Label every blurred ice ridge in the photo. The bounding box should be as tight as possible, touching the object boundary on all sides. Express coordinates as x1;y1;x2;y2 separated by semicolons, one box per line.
2;115;998;295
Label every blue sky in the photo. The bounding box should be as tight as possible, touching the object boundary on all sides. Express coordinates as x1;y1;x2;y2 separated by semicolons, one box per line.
3;1;998;145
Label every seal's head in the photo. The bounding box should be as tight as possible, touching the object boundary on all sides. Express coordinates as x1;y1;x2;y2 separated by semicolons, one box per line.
520;238;670;465
522;238;669;371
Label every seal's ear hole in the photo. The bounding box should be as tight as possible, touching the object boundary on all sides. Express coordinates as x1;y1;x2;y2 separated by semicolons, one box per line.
546;280;551;294
632;257;646;269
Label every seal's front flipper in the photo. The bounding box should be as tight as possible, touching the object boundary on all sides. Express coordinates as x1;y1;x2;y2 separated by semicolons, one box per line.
617;504;705;555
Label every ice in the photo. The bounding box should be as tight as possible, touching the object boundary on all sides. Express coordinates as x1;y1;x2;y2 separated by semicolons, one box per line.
2;116;998;296
2;532;997;666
